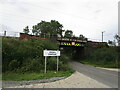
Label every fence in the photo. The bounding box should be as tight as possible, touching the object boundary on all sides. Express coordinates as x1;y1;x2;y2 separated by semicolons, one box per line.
0;31;20;37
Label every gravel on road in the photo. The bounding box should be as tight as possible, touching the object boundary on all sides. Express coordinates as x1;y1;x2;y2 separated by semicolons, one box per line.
2;77;66;88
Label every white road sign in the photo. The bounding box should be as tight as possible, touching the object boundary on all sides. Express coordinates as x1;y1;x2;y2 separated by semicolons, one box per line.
43;50;60;56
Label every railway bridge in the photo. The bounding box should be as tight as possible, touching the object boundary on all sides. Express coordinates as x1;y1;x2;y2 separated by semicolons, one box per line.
57;38;87;59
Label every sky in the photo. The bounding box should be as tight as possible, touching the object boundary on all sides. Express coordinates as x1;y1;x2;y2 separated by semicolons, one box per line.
0;0;119;42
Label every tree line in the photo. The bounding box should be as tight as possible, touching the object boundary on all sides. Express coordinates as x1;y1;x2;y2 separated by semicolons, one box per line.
23;20;88;41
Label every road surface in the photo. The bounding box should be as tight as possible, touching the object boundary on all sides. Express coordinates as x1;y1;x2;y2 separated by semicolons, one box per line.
4;61;119;88
69;61;119;88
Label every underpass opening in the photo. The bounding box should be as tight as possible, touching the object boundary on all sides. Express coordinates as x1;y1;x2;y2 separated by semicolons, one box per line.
59;45;85;61
57;38;87;61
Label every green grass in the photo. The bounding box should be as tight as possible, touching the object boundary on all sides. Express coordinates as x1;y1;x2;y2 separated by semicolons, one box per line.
2;70;75;81
80;60;119;68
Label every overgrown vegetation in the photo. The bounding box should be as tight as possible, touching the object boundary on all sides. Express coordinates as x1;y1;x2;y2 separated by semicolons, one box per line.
2;38;74;76
81;43;119;68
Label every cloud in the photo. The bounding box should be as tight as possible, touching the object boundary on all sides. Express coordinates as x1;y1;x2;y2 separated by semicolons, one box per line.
0;0;30;13
0;24;13;31
94;9;102;13
0;0;118;42
0;0;18;5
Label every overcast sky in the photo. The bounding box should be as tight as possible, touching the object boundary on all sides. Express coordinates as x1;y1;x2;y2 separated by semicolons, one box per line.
0;0;119;42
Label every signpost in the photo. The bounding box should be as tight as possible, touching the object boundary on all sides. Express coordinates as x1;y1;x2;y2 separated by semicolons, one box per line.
43;50;60;73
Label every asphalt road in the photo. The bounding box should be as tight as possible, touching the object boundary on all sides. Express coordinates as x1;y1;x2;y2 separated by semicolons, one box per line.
69;61;119;88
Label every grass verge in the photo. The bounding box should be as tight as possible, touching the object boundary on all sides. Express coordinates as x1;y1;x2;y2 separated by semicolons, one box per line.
2;70;75;81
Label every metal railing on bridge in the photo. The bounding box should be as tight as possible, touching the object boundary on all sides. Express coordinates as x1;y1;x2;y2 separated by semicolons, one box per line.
57;38;87;43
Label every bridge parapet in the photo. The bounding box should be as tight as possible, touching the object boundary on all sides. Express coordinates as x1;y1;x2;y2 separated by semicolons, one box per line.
57;38;87;43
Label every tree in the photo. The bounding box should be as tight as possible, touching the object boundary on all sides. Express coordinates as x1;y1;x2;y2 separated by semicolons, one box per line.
64;30;73;38
32;25;40;36
108;40;116;46
115;34;120;46
23;26;29;34
50;20;63;37
78;34;88;41
32;25;36;35
38;21;51;37
72;35;78;39
31;20;64;38
57;29;65;38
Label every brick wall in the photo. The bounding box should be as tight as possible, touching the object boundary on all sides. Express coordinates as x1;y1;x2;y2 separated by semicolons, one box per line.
20;33;49;41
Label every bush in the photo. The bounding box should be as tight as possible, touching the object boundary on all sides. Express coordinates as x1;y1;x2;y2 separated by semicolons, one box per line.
19;58;44;73
44;56;72;71
60;55;70;64
84;46;119;68
2;38;75;73
47;57;57;70
59;64;73;71
2;38;58;72
8;60;20;71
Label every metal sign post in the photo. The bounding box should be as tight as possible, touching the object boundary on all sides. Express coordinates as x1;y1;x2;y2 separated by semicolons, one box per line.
43;50;60;73
45;56;47;73
57;56;59;71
